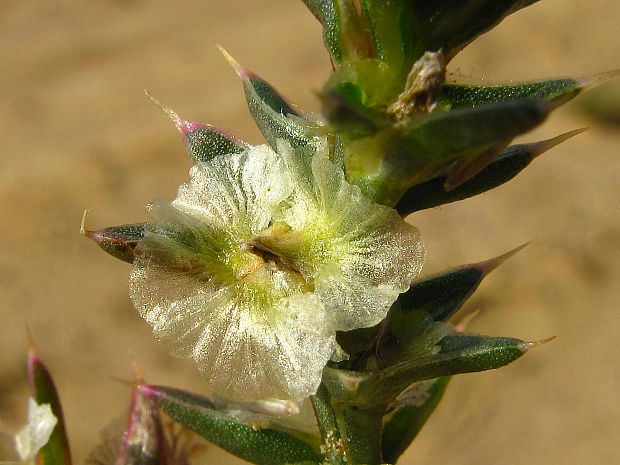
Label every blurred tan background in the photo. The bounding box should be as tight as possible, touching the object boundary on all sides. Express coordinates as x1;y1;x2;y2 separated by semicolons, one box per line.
1;1;619;464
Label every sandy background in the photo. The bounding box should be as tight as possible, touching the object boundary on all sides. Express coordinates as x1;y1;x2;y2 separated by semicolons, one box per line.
1;1;619;464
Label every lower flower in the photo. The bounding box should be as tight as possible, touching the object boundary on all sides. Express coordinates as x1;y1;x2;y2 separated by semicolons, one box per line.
0;398;57;465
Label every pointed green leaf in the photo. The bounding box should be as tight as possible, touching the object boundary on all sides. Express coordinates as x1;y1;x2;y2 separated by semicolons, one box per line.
81;212;144;264
146;91;248;162
28;347;72;465
301;0;342;61
395;129;585;214
404;0;540;64
381;377;450;464
398;246;524;324
140;385;322;465
323;334;532;406
179;123;247;162
336;247;522;369
438;77;582;110
301;0;374;64
220;47;322;150
350;98;553;205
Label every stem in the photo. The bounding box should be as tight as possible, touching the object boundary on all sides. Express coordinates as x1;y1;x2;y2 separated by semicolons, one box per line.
312;383;386;465
311;384;348;465
339;404;384;465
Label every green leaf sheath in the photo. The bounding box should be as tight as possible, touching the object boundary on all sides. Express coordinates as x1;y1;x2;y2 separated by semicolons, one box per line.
352;98;552;205
141;385;322;465
82;223;145;264
28;349;72;465
323;335;528;406
313;383;384;465
395;129;585;215
438;78;581;110
381;377;450;464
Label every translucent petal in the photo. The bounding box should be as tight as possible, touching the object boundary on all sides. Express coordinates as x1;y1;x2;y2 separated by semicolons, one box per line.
14;399;57;463
269;142;425;330
173;145;293;236
131;258;334;400
130;147;334;401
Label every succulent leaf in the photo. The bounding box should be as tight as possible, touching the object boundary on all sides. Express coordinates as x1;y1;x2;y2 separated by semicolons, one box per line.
219;47;322;151
398;245;525;324
401;0;540;64
335;246;523;370
81;212;145;264
395;129;587;214
28;345;71;465
301;0;343;62
381;377;450;464
146;91;248;162
347;98;553;205
438;77;582;110
140;385;322;465
323;334;531;406
301;0;375;64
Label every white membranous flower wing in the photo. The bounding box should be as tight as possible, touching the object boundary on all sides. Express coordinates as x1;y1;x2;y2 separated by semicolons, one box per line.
130;146;335;401
0;398;57;465
258;140;426;331
129;140;425;400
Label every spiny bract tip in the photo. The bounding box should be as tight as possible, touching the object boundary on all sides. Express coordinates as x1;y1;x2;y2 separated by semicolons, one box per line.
217;45;248;78
144;89;182;127
520;335;557;352
80;209;93;238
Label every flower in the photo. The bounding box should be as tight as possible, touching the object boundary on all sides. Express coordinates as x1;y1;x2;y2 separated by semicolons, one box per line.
129;139;424;400
0;398;57;465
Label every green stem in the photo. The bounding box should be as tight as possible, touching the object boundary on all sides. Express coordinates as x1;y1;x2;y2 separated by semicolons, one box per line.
312;382;387;465
311;384;348;465
339;404;384;465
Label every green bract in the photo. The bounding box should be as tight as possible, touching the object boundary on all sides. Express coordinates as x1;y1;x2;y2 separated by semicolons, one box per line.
129;140;424;401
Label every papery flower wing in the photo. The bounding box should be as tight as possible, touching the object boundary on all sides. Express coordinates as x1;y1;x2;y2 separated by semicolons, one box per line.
269;141;426;331
131;252;334;400
14;399;57;463
310;153;426;330
173;145;293;235
130;147;334;401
